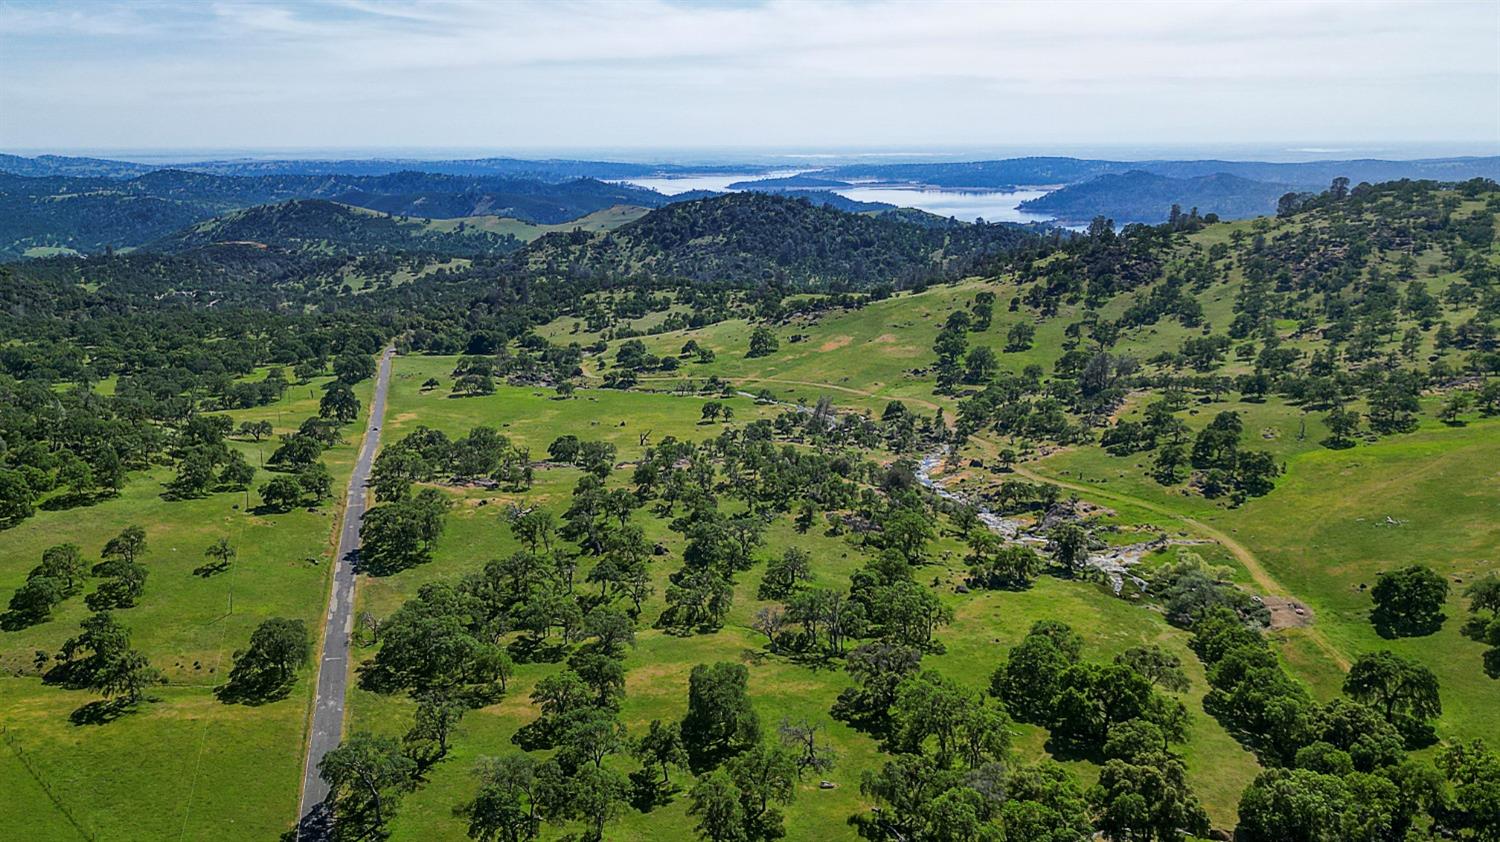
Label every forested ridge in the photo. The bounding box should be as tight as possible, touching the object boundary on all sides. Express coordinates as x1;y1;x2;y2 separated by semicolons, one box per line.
1018;170;1296;224
512;192;1040;289
146;200;524;257
0;169;672;258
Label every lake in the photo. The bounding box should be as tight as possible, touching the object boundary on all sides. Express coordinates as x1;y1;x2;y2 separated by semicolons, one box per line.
619;172;1058;224
834;183;1056;224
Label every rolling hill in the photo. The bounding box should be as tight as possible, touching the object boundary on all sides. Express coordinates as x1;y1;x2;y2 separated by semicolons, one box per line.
0;170;678;260
145;200;524;257
510;191;1038;287
1018;170;1297;224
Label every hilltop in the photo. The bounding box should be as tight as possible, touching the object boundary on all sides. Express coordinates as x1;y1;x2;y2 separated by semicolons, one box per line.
1018;170;1296;224
510;191;1040;287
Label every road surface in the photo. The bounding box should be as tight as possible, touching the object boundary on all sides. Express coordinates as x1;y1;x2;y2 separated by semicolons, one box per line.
295;347;395;839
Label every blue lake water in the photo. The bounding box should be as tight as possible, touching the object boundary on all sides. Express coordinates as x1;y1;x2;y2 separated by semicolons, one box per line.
620;173;1057;224
834;184;1055;224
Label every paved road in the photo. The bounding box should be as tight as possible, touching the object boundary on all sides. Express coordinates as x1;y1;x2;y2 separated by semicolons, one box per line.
295;347;395;839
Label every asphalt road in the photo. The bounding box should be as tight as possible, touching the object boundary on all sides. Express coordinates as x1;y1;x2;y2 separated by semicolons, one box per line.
294;347;395;839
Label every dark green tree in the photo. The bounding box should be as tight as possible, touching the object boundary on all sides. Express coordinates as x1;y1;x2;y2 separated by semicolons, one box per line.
1115;645;1191;693
404;690;468;767
319;732;416;842
747;327;779;358
1235;768;1348;842
321;382;361;423
259;475;304;512
460;753;546;842
1371;564;1449;637
333;352;376;385
633;718;689;795
689;769;746;842
682;662;760;771
221;617;309;702
1092;753;1209;842
1343;650;1441;736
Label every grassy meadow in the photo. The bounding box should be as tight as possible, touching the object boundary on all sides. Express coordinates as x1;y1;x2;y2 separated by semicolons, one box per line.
0;371;374;841
341;355;1265;840
424;205;652;242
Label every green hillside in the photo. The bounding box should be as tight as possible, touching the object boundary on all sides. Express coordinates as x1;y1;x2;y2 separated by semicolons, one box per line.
0;170;674;259
148;200;523;257
2;177;1497;842
512;191;1039;287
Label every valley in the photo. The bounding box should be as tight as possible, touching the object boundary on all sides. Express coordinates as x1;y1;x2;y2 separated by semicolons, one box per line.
1;156;1497;842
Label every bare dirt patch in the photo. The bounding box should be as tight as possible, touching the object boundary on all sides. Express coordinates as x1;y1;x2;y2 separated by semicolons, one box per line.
819;335;853;352
1263;595;1314;629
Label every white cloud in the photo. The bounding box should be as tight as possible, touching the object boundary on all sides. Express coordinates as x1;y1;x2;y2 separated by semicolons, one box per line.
1;0;1495;151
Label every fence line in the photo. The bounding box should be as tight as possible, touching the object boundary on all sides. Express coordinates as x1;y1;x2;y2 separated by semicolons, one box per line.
1;725;96;841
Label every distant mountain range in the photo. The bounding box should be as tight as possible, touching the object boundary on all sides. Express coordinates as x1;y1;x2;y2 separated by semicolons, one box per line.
3;152;1498;257
1018;171;1298;225
743;189;895;213
813;155;1500;190
0;169;677;259
8;151;1497;190
726;174;854;190
0;153;774;182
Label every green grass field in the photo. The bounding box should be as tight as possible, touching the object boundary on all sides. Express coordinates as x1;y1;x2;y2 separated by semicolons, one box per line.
21;245;83;259
464;257;1496;835
338;355;1267;839
1030;416;1500;741
423;205;651;242
0;371;374;841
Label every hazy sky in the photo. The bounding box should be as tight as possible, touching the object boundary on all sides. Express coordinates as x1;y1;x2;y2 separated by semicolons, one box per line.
2;0;1498;155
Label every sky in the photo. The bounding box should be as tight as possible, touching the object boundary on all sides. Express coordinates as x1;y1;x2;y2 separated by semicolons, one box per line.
1;0;1498;158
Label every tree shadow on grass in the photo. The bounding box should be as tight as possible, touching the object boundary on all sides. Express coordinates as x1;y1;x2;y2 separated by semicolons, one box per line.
355;660;396;694
507;634;568;665
1402;721;1440;750
628;768;680;813
1041;733;1106;765
215;672;294;706
42;660;92;690
193;560;232;578
1319;436;1357;450
352;547;430;578
830;691;896;741
0;608;49;632
776;647;846;673
1371;612;1445;640
69;698;137;726
39;490;115;512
